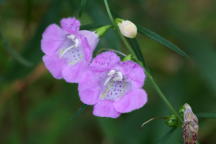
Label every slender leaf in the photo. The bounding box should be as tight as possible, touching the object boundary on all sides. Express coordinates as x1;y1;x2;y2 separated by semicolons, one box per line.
137;25;188;57
127;38;147;67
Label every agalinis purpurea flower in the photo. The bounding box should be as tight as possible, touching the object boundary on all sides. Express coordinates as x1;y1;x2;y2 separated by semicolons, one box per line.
78;51;148;118
41;17;99;83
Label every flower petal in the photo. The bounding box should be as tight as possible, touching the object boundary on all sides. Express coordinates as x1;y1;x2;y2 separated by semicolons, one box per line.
118;61;145;88
78;70;100;105
42;55;65;79
62;61;88;83
93;100;120;118
79;30;99;50
114;89;147;113
79;35;92;62
60;17;80;33
90;51;120;72
41;24;65;55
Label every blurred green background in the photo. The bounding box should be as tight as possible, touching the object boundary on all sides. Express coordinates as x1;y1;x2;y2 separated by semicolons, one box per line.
0;0;216;143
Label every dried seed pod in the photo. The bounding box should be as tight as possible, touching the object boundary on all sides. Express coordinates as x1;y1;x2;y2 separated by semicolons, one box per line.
183;103;199;144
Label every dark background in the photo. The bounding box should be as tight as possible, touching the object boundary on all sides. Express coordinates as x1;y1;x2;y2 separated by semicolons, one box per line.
0;0;216;143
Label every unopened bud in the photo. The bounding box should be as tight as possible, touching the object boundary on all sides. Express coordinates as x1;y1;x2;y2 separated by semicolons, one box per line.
118;20;137;38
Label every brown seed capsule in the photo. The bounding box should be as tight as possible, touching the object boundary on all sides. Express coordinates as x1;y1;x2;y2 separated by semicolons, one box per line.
182;103;199;144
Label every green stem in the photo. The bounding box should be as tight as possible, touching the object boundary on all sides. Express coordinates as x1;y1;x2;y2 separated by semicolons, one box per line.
104;0;137;59
103;0;182;122
97;48;127;57
145;71;182;121
104;0;115;24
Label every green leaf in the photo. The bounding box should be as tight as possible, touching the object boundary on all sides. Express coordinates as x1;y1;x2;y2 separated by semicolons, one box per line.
137;25;188;57
127;38;147;67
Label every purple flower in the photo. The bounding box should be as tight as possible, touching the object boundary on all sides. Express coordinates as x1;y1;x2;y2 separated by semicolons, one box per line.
78;51;148;118
41;17;99;83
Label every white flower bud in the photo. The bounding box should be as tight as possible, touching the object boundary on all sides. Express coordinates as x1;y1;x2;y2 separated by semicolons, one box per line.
118;20;137;38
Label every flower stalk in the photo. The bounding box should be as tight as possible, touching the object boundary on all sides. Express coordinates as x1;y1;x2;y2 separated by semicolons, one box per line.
103;0;182;122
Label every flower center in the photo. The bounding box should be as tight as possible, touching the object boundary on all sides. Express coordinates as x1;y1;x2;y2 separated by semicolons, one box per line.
58;34;83;65
100;70;130;101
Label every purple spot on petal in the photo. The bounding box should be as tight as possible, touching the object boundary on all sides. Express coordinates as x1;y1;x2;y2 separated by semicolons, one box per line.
57;34;84;65
101;80;130;101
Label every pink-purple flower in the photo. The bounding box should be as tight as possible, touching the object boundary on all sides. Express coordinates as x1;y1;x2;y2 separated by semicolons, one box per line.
41;17;99;83
78;51;148;118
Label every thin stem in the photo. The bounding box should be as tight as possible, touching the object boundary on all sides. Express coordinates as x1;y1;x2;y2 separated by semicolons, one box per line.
97;48;127;57
104;0;137;59
104;0;115;24
119;35;137;59
141;116;168;127
103;0;182;122
145;70;182;121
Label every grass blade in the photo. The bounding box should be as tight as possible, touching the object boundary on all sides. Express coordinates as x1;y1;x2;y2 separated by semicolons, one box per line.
137;25;188;57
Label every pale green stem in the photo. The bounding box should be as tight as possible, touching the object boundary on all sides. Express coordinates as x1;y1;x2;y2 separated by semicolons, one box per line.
104;0;137;58
145;70;182;121
104;0;182;122
97;48;127;57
